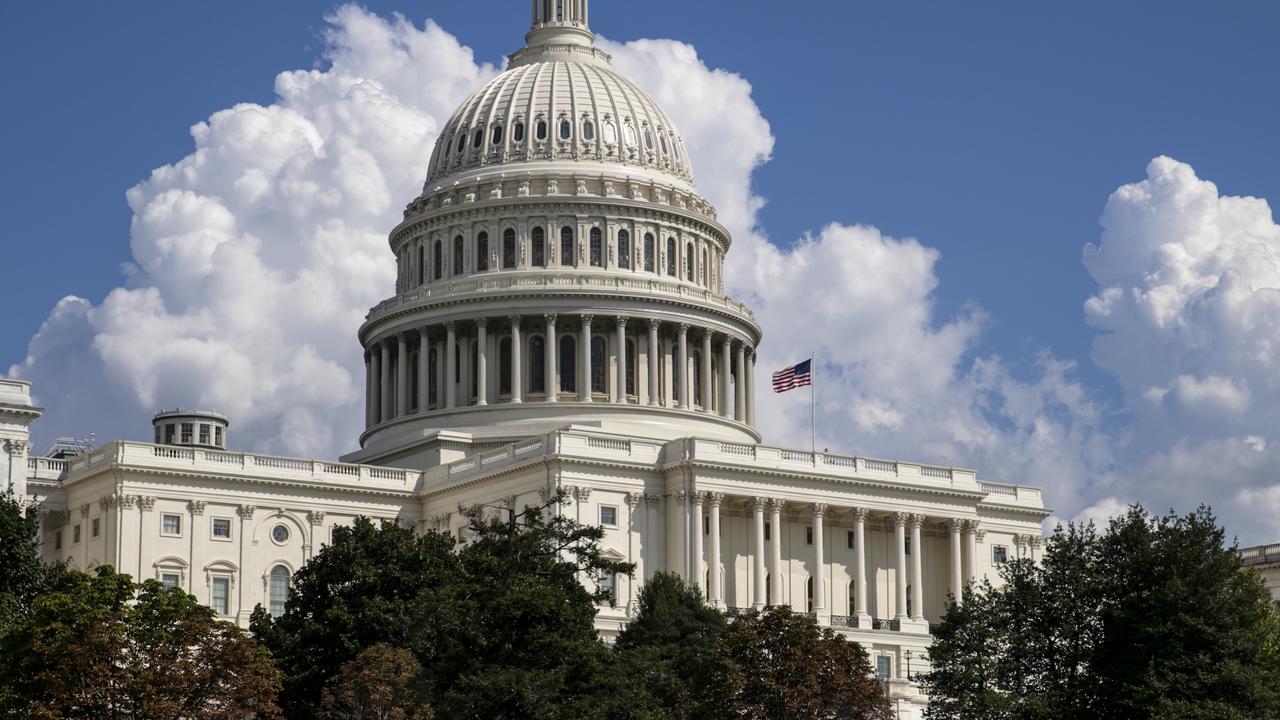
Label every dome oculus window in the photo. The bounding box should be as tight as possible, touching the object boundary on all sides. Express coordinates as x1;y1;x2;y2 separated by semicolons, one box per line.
583;120;594;141
271;525;290;545
623;124;637;147
660;135;669;154
473;128;484;149
491;125;504;144
559;119;572;140
456;133;467;154
603;121;617;144
644;129;653;150
514;121;526;143
536;120;548;141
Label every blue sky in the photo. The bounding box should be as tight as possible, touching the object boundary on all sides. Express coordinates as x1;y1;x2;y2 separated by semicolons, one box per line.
5;1;1280;538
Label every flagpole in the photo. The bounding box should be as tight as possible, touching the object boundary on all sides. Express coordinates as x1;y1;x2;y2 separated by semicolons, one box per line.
810;352;816;459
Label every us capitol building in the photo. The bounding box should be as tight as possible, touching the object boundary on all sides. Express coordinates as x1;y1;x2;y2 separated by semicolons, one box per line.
1;3;1049;716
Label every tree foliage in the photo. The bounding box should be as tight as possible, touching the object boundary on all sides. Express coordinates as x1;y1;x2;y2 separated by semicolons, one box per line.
924;505;1280;720
0;489;60;633
319;643;431;720
700;605;893;720
2;566;281;719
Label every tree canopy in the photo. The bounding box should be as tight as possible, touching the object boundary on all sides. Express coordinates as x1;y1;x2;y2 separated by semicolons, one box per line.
924;505;1280;720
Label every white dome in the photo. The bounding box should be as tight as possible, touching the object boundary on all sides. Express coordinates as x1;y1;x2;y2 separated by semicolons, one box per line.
423;20;695;192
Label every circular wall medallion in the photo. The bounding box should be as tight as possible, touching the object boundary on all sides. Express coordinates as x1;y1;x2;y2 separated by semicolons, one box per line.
271;525;290;544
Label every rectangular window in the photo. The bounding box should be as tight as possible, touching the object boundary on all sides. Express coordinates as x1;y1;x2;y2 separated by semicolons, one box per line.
599;505;617;527
154;425;162;444
600;573;617;607
161;514;182;536
847;530;855;549
165;424;176;444
764;521;770;541
92;518;100;538
876;656;891;680
214;426;223;447
704;516;710;536
906;538;912;556
180;422;193;444
806;526;813;545
161;573;181;590
993;545;1008;564
211;577;230;616
211;518;232;539
73;525;81;544
54;531;62;550
199;424;210;446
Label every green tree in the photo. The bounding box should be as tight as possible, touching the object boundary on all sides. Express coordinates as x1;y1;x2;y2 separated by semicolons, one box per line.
3;566;281;719
700;605;892;720
614;571;727;719
0;489;60;632
319;643;431;720
251;517;461;719
924;506;1280;720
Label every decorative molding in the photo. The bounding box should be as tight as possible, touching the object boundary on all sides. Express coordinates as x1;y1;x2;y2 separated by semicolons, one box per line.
117;494;137;510
78;503;90;519
851;507;870;522
137;496;157;511
624;492;642;509
643;493;662;507
307;510;326;526
750;496;768;512
236;505;256;520
573;486;592;502
189;500;207;516
706;492;724;508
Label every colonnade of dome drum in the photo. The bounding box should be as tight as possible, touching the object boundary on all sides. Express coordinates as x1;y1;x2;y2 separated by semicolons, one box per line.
363;313;757;433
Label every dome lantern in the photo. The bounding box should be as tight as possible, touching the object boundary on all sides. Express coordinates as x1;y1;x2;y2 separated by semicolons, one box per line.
526;0;594;49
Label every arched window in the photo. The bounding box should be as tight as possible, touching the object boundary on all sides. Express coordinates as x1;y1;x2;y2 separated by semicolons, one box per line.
692;349;702;407
531;227;546;267
701;247;708;286
589;228;603;267
536;120;548;141
491;125;504;145
433;240;443;280
685;242;695;280
583;120;595;141
626;339;638;397
603;120;617;145
456;133;466;154
417;245;425;285
503;229;517;269
671;349;681;405
455;342;462;383
499;337;512;396
559;335;576;393
643;233;655;272
559;119;572;140
560;226;575;267
530;336;546;394
476;232;489;272
672;137;681;160
514;121;525;143
473;128;484;149
470;340;478;402
453;235;464;275
624;124;637;147
618;229;631;269
807;577;815;613
660;135;669;155
644;128;654;150
269;565;290;618
590;336;607;394
666;237;677;276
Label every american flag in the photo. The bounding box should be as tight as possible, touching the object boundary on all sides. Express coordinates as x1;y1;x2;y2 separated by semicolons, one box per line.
772;359;812;393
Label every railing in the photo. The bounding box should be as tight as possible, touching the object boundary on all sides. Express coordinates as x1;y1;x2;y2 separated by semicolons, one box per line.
830;615;860;628
368;270;755;322
979;482;1018;497
724;606;753;619
871;618;902;632
587;437;631;452
1240;544;1280;565
863;459;898;474
26;457;69;477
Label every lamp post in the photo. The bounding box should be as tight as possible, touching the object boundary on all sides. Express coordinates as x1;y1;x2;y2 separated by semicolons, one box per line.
905;649;914;682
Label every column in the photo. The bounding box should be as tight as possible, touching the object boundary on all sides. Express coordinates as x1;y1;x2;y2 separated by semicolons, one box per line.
910;514;924;621
510;316;523;403
949;519;963;602
812;503;827;617
735;342;747;422
615;317;628;403
397;334;410;417
963;520;979;590
544;314;558;402
752;497;767;609
707;492;723;608
476;319;488;406
417;328;430;412
666;491;684;580
434;334;446;409
626;493;642;613
720;337;732;417
700;331;712;412
769;498;784;605
379;340;392;423
647;319;660;406
691;492;705;595
363;352;373;427
369;347;382;426
853;507;869;621
894;512;908;620
580;315;593;402
746;350;756;426
677;324;689;409
445;323;457;409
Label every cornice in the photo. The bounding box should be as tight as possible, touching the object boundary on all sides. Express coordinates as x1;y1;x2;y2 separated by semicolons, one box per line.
677;459;990;504
61;463;415;501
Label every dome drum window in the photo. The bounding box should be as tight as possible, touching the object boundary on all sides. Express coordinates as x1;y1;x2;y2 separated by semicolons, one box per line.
491;125;504;144
536;119;548;141
514;121;526;143
582;119;595;141
589;228;603;267
559;118;572;141
618;229;631;269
